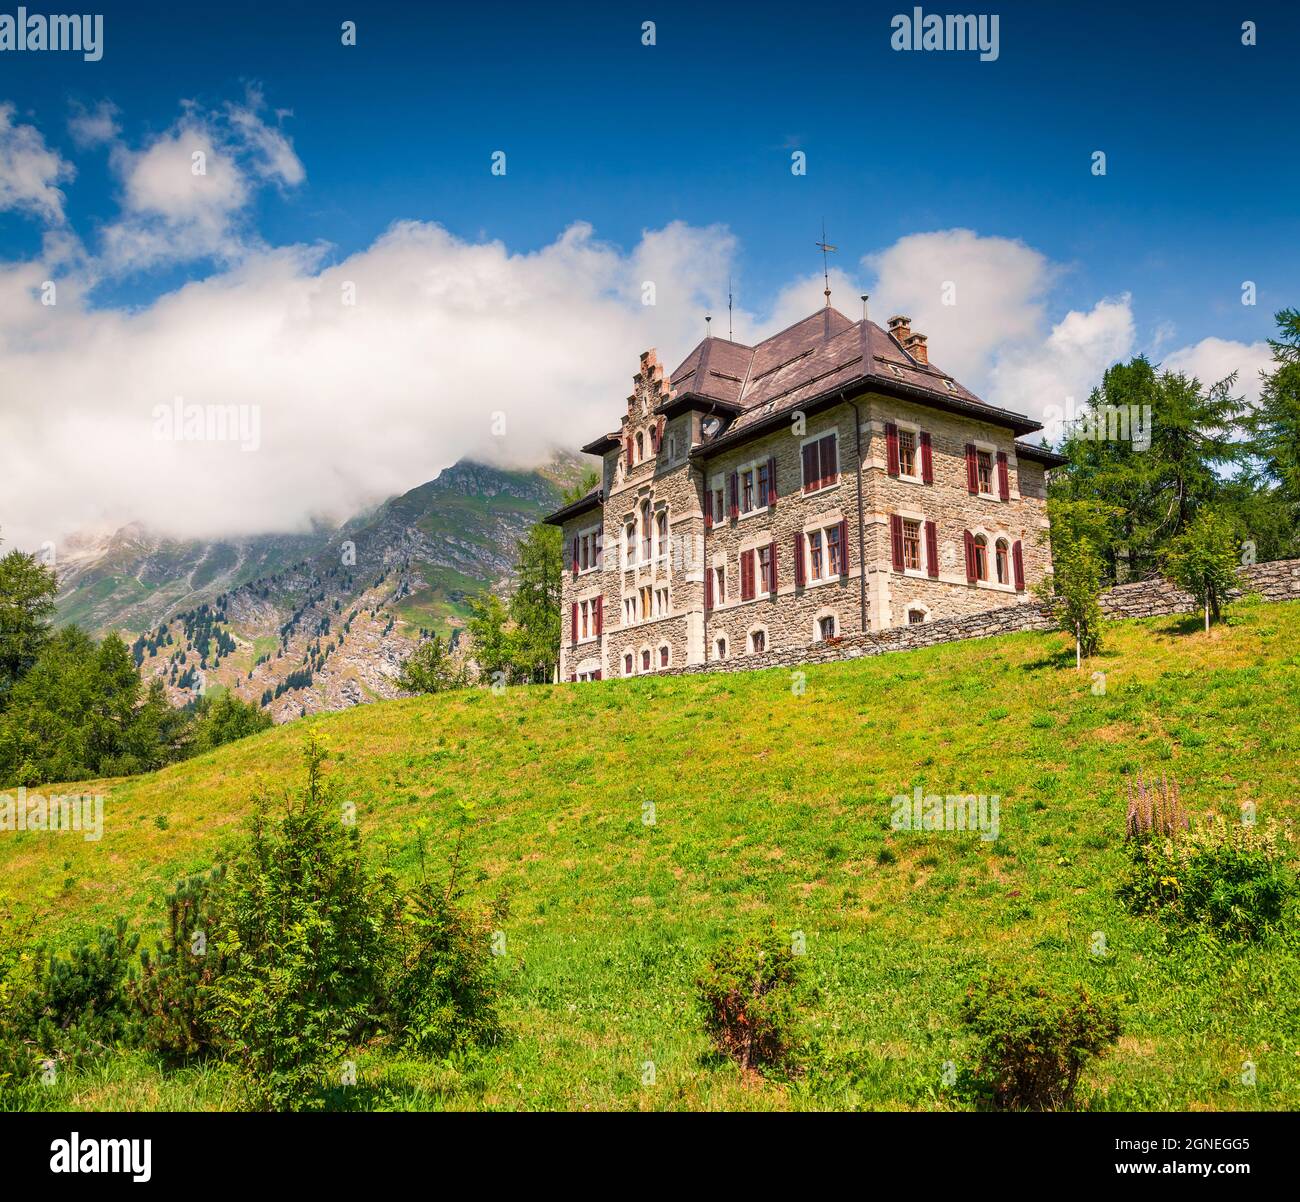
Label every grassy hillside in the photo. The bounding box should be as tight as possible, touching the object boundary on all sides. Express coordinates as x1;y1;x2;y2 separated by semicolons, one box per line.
4;600;1299;1111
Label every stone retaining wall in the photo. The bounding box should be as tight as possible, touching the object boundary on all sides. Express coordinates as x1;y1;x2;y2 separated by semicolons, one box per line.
653;558;1300;678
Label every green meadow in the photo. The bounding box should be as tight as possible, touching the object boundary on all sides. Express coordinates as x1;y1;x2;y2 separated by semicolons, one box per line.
3;598;1298;1111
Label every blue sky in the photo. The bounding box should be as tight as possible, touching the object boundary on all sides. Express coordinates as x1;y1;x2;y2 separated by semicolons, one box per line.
1;0;1297;544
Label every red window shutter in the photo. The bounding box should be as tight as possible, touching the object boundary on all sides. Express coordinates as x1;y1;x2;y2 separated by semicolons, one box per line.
704;496;713;530
768;541;778;592
920;431;934;484
964;530;977;582
886;422;900;477
838;518;849;575
705;565;714;610
569;670;577;683
626;436;634;465
767;456;778;504
593;668;602;681
821;434;838;486
727;472;739;519
741;551;754;600
801;442;818;492
890;514;904;571
572;537;579;577
997;451;1010;501
571;602;578;642
794;530;805;588
595;595;603;635
965;444;978;494
925;520;939;578
1013;540;1026;591
655;416;665;451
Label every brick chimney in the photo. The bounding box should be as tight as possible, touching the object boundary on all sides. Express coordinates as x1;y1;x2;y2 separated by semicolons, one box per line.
887;314;912;343
903;332;928;365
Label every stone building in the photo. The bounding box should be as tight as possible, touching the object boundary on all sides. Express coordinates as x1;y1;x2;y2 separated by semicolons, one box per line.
544;303;1065;680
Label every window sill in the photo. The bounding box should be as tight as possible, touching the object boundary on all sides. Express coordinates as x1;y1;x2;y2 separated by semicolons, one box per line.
801;480;841;498
802;573;845;589
737;505;773;522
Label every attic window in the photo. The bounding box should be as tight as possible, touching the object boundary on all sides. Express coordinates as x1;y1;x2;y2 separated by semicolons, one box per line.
701;416;722;438
889;364;904;378
943;379;957;392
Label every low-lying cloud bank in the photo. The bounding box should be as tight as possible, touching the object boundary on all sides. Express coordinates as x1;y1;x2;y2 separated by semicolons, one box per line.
0;103;1271;550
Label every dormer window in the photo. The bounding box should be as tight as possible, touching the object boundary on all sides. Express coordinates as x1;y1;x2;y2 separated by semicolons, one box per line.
889;364;904;378
701;416;721;438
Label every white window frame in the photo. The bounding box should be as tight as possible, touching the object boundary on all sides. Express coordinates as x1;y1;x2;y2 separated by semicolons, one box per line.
708;474;726;525
973;439;999;500
733;455;775;521
968;526;1017;592
576;522;601;576
576;596;601;644
893;419;923;484
713;633;729;661
799;427;841;497
748;625;769;655
803;516;846;587
894;506;928;579
906;603;932;625
712;563;727;607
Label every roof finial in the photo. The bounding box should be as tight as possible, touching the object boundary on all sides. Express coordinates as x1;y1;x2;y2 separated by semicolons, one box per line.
860;293;869;322
728;277;734;341
705;314;712;339
816;220;837;307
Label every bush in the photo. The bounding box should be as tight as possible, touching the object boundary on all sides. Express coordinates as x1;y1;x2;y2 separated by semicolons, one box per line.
1120;815;1296;939
960;974;1120;1110
12;919;139;1071
212;736;398;1110
695;927;808;1073
132;868;230;1062
385;883;503;1057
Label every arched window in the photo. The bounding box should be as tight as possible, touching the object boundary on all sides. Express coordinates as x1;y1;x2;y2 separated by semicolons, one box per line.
656;509;668;559
635;432;644;463
641;648;651;673
659;644;669;668
995;538;1010;585
749;628;767;654
640;500;651;563
974;535;989;581
623;653;633;676
715;636;727;660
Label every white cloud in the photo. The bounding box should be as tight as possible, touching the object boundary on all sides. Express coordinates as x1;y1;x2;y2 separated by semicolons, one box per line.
0;220;732;549
863;228;1055;389
67;99;120;148
1162;336;1272;406
0;103;73;223
989;295;1137;424
100;94;304;272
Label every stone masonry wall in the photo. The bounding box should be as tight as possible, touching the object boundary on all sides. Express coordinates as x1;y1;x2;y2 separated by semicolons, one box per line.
646;559;1300;679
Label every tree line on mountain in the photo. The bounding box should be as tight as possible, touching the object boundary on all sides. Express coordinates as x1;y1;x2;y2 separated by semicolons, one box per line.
0;550;271;787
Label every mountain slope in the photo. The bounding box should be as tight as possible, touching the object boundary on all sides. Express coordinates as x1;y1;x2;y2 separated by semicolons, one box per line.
7;601;1298;1111
54;455;586;719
